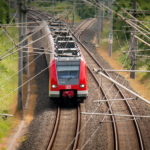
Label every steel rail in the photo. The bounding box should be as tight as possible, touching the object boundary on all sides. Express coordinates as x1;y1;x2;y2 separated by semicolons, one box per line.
72;105;81;150
47;106;60;150
72;19;118;150
71;19;119;150
29;10;82;150
87;66;118;150
28;11;43;21
27;11;61;150
28;9;143;150
27;13;42;22
75;19;144;150
29;10;49;20
73;19;91;33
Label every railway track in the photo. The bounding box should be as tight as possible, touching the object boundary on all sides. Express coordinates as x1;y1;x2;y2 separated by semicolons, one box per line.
27;10;82;150
72;19;118;150
26;9;144;150
73;18;144;149
46;105;81;150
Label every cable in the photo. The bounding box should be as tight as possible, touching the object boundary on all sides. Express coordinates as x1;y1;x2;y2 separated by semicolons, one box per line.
0;9;18;33
0;8;71;59
66;9;137;150
0;27;69;86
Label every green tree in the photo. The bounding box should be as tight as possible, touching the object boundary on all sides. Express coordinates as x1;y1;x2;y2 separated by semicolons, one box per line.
0;0;10;25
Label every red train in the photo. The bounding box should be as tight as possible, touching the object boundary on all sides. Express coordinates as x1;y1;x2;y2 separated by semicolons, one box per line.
43;19;88;101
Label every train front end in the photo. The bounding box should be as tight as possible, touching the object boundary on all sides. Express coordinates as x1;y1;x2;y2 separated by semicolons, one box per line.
49;57;88;101
47;19;88;102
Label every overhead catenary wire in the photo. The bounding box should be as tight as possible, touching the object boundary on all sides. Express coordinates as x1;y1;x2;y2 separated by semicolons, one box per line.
0;31;51;60
93;68;150;105
1;20;45;26
0;9;74;101
18;46;52;51
81;112;150;118
78;62;140;150
4;30;18;47
137;2;149;20
1;26;47;28
66;3;146;147
3;4;148;149
131;33;150;47
121;8;150;32
0;23;47;47
0;9;19;49
0;13;71;60
0;14;67;48
128;19;150;24
0;22;49;59
92;0;150;41
123;8;150;11
22;51;52;54
67;0;149;148
66;16;137;150
89;0;149;62
124;16;150;35
91;1;136;72
0;9;18;33
94;98;135;102
136;55;150;58
0;64;50;102
112;30;150;35
123;49;150;53
97;69;150;73
3;53;40;61
113;4;150;61
0;30;67;85
0;9;71;59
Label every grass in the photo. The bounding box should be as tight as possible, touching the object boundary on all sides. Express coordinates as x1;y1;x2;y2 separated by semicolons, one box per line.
2;146;6;150
0;119;12;140
0;26;19;143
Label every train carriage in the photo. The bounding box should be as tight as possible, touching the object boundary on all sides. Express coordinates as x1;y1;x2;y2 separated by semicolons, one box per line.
42;19;88;102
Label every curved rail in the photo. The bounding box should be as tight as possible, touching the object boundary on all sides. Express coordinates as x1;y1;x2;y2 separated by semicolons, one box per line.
73;105;81;150
87;63;118;150
72;19;119;150
47;106;60;150
74;19;144;150
28;11;43;21
27;10;144;149
28;10;82;150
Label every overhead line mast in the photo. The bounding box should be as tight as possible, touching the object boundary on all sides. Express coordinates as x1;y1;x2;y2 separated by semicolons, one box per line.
18;0;23;109
130;1;137;79
109;0;113;57
100;0;104;32
97;0;100;43
18;0;27;109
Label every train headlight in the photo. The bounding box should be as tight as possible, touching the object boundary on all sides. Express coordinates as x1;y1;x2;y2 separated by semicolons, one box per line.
52;84;57;88
80;84;85;88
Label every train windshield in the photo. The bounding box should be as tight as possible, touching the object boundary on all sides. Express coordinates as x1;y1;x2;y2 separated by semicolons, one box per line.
57;66;79;79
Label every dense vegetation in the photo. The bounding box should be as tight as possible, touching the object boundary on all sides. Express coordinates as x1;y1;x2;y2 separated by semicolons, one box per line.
0;0;11;24
113;0;150;71
31;0;96;19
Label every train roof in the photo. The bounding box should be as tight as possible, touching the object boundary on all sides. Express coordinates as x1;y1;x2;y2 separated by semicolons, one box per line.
49;19;82;61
